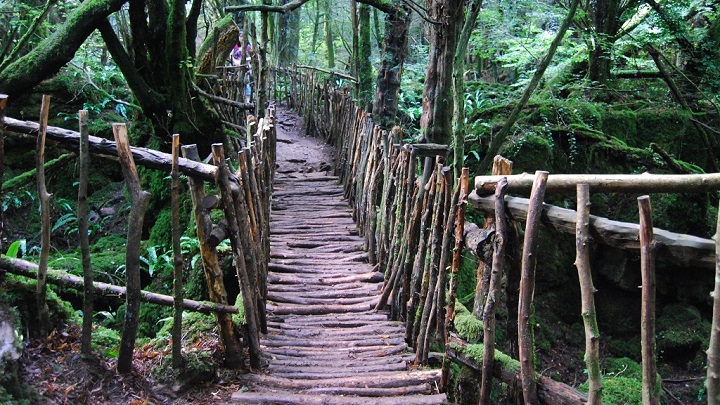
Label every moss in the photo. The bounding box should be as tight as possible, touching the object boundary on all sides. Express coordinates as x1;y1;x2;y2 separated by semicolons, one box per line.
453;342;521;373
656;304;710;367
453;301;483;343
148;208;174;247
579;357;645;405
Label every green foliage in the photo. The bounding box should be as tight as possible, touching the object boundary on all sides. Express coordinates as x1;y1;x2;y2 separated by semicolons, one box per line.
457;251;478;309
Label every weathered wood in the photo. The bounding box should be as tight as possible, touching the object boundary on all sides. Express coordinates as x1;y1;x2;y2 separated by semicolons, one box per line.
475;172;720;196
170;134;184;368
3;117;218;181
35;94;52;338
474;155;512;318
212;143;262;370
182;145;244;366
638;195;659;405
518;170;549;405
468;193;716;268
440;168;469;390
231;391;446;404
77;110;93;355
576;184;602;404
707;196;720;404
479;177;508;405
113;123;151;374
0;256;238;314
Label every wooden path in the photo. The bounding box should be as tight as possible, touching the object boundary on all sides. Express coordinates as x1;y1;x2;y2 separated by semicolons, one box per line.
231;113;445;404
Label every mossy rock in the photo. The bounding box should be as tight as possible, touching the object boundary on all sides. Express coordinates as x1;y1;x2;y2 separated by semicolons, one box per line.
656;304;710;367
579;357;647;405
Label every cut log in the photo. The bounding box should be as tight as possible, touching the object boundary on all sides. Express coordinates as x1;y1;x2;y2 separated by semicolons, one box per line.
0;256;238;314
4;117;218;181
469;192;715;268
230;391;446;404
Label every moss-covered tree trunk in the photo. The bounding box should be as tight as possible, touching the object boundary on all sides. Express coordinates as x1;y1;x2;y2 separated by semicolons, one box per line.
324;0;335;68
372;5;410;130
588;0;621;85
357;4;373;110
278;0;300;65
419;0;464;145
0;0;127;97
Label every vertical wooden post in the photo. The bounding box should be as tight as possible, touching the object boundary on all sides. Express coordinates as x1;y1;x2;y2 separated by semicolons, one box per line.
474;155;513;317
440;167;469;391
707;198;720;404
170;134;184;368
182;145;244;367
479;176;508;404
114;123;152;374
0;94;7;251
78;110;93;355
212;143;262;370
576;183;602;404
518;170;549;405
36;95;52;338
638;195;659;405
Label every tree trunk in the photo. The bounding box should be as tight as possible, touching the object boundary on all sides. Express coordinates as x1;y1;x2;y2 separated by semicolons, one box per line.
372;6;410;130
0;94;6;251
588;0;621;84
419;0;464;145
324;0;335;68
278;0;301;65
452;0;483;177
357;4;373;109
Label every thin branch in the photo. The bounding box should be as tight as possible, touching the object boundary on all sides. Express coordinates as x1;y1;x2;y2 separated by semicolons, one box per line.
225;0;311;14
67;61;141;110
400;0;441;25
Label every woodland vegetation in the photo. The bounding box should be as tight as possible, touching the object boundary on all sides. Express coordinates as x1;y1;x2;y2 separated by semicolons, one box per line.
0;0;719;403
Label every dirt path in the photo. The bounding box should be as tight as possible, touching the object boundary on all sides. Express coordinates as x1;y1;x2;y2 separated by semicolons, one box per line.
231;108;445;404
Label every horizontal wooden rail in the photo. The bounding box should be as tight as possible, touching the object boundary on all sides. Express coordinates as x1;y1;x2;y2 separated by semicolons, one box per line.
0;256;239;314
4;117;219;181
475;172;720;196
468;191;715;268
447;334;587;405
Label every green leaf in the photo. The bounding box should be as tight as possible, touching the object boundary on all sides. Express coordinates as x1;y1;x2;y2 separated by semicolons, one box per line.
5;240;21;258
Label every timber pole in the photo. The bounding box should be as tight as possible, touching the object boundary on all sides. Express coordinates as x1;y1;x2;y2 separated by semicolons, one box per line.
707;197;720;404
36;95;52;338
0;256;238;314
0;94;6;251
638;195;659;405
475;172;720;196
78;110;93;355
518;170;549;405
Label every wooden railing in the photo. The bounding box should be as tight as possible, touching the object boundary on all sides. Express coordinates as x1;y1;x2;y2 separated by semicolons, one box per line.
0;96;276;372
270;66;720;404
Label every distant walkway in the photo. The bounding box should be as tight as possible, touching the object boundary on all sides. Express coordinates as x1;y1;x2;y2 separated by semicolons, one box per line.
231;109;445;404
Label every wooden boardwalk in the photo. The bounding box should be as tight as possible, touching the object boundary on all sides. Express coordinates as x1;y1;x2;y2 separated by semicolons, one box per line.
231;120;445;403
